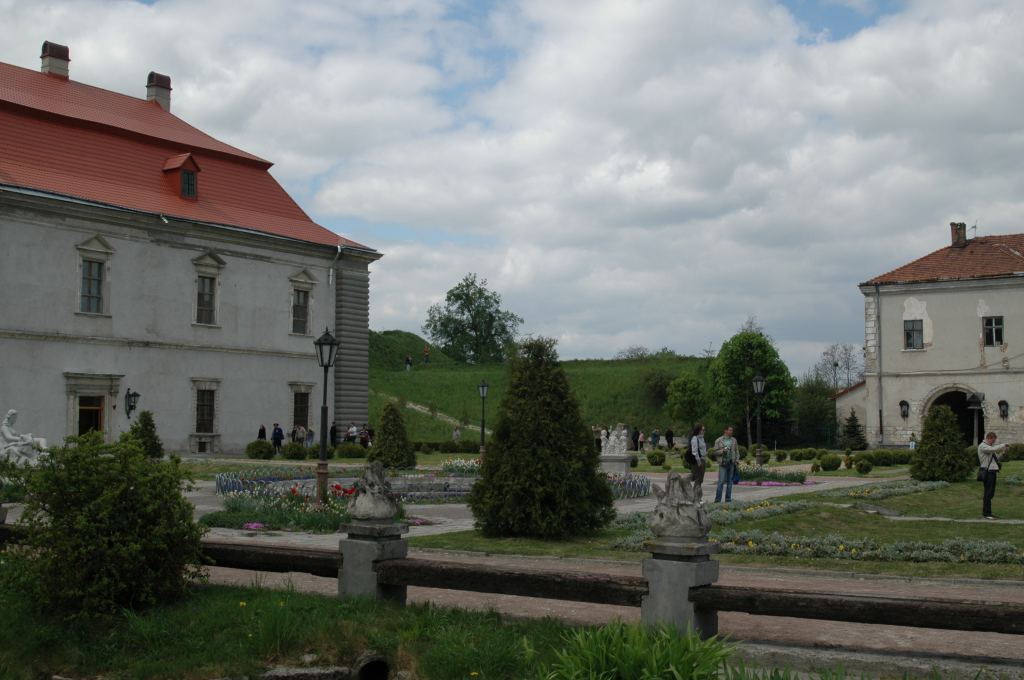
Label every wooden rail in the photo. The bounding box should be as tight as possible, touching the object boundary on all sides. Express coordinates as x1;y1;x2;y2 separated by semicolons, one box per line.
376;558;647;607
202;541;340;578
689;585;1024;635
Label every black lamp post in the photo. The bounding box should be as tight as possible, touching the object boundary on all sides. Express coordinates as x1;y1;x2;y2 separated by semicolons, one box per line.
314;328;340;503
478;380;489;454
752;374;766;465
124;388;140;418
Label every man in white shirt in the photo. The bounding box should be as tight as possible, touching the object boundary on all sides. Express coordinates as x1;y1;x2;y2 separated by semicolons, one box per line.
978;431;1007;519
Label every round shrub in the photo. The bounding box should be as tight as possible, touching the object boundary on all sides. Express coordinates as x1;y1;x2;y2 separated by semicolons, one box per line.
819;453;842;471
855;459;874;475
912;405;974;482
646;451;666;466
282;441;306;460
843;455;854;470
736;445;748;459
629;454;639;468
304;445;322;459
774;450;788;462
245;439;274;460
870;450;893;467
810;461;821;473
335;443;367;458
8;432;204;618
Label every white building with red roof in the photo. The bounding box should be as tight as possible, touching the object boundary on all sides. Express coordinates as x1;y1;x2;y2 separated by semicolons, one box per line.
0;42;380;454
838;221;1024;447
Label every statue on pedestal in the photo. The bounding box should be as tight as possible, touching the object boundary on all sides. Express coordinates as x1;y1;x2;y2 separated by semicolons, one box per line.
348;460;400;521
649;471;710;539
0;410;46;467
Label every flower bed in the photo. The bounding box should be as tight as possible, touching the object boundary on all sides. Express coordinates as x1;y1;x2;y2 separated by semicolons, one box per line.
439;458;481;476
736;464;807;485
820;479;949;500
736;480;814;487
607;474;652;499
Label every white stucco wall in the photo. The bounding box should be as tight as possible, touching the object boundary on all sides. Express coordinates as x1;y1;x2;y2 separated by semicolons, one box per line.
0;193;358;454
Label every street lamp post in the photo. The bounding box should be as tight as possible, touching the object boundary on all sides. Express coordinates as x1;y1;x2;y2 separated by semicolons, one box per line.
478;380;489;454
752;374;766;465
314;328;340;504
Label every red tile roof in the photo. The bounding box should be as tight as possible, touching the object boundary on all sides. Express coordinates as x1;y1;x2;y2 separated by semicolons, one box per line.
0;61;372;251
863;234;1024;286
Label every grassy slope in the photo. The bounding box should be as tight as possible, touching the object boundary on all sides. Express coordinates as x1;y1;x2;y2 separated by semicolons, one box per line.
369;330;708;441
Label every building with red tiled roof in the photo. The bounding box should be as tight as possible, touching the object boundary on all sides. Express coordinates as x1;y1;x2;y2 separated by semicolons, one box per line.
847;222;1024;449
0;42;380;453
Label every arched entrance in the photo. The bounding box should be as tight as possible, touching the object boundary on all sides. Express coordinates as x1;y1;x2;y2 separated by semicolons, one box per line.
930;390;984;446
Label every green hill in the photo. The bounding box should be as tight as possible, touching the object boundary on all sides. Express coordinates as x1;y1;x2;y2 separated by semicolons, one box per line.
368;330;709;442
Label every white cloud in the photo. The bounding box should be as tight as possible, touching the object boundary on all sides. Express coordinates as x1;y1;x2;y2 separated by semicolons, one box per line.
5;0;1024;376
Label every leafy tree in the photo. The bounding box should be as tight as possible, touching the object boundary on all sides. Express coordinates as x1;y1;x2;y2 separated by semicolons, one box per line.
641;368;674;406
911;405;973;482
813;343;864;390
368;402;416;469
468;337;614;538
666;374;708;429
127;410;164;459
422;273;523;363
7;432;204;618
614;345;651;360
840;409;869;450
792;371;834;447
708;330;795;449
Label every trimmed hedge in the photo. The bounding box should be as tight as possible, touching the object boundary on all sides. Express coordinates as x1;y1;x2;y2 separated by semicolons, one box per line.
819;453;842;471
245;440;275;460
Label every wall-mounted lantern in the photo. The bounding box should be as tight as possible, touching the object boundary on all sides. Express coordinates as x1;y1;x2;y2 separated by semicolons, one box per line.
899;400;909;419
124;388;140;417
999;400;1009;420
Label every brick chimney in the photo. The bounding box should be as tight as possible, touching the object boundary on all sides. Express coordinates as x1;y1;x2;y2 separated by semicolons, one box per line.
40;41;70;78
146;71;172;112
950;222;968;248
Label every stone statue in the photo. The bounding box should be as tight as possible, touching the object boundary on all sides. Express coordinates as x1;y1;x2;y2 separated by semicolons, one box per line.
602;423;629;457
649;471;710;539
0;409;46;466
348;460;399;521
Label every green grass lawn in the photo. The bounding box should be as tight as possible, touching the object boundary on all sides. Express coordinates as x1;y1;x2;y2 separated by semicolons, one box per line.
871;479;1024;521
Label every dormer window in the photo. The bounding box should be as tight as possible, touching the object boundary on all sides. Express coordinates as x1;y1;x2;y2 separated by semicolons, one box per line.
181;170;197;198
163;153;201;201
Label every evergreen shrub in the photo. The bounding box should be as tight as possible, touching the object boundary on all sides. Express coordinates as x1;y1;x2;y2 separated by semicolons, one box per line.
5;432;204;618
245;440;274;460
630;454;639;468
282;442;306;460
368;402;416;469
856;459;874;475
819;453;842;471
774;450;788;462
468;337;614;538
912;405;973;482
335;443;367;458
646;451;666;466
126;410;164;459
810;461;821;472
843;455;854;469
1005;443;1024;461
841;409;869;450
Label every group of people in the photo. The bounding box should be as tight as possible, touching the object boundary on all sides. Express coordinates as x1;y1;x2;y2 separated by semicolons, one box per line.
686;423;739;503
256;421;375;454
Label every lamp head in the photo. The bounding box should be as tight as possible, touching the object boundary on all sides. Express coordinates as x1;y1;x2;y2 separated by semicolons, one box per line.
314;327;340;368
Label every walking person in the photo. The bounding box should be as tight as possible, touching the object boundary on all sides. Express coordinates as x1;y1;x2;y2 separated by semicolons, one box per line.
650;427;661;449
713;426;739;503
638;430;646;452
405;354;412;371
305;424;315;447
630;426;640;452
257;424;266;440
978;431;1007;519
271;423;284;456
687;423;707;486
665;427;674;450
330;421;338;447
295;424;307;446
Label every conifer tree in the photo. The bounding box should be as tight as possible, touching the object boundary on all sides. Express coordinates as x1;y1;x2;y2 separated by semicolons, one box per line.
840;409;868;451
911;404;972;482
128;410;164;459
368;402;415;469
468;337;614;538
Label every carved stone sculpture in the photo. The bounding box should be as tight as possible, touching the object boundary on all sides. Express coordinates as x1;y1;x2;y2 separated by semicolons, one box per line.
0;410;46;467
348;460;400;521
648;471;710;539
601;423;629;456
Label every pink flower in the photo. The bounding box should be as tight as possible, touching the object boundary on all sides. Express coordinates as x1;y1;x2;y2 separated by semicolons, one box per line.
242;522;265;530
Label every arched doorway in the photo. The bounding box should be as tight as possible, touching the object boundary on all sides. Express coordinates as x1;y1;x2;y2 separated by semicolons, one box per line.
930;390;984;446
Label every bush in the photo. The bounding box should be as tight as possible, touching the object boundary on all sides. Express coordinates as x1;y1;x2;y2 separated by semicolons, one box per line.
912;405;973;482
368;402;416;469
840;409;869;450
819;453;842;471
646;451;666;466
1005;443;1024;461
869;450;893;467
736;445;747;459
810;461;821;473
304;445;322;459
457;439;481;454
774;450;788;462
629;454;639;468
335;443;367;458
856;459;874;475
468;338;614;538
843;455;854;470
6;432;204;618
126;410;164;459
282;442;307;460
245;440;275;460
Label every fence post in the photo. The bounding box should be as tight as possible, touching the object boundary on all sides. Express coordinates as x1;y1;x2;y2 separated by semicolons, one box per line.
338;520;409;604
641;538;720;637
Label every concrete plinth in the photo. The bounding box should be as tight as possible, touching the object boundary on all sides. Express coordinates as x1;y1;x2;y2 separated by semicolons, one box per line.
641;538;720;638
338;520;409;604
599;453;631;475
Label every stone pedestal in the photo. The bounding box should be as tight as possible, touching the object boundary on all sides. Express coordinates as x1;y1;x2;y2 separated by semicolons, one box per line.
599;453;631;475
641;538;720;638
338;520;409;604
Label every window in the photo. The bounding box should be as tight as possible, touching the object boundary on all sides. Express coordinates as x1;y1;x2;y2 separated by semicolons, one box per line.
80;259;103;313
904;319;923;350
293;392;309;429
78;395;104;435
181;169;197;198
292;289;309;335
196;275;216;325
196;389;215;433
983;316;1004;347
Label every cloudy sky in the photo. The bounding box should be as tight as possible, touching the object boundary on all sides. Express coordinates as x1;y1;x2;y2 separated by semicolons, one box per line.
4;0;1024;375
